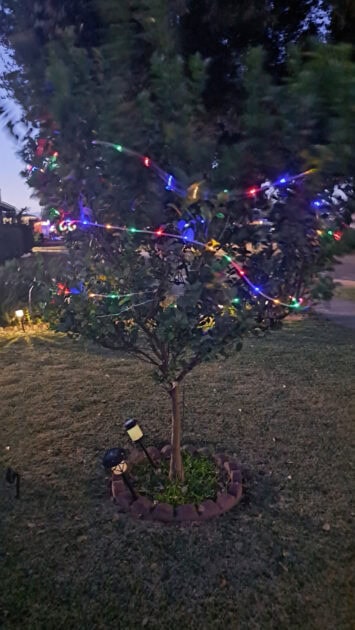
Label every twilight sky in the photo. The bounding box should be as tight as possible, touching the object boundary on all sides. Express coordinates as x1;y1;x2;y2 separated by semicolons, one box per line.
0;46;40;214
0;125;40;214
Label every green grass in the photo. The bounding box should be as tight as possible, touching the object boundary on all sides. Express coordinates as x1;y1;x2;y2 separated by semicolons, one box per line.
133;452;220;506
0;318;354;629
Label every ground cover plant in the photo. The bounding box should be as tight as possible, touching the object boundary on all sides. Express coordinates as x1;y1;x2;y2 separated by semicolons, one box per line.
1;317;354;629
133;451;221;506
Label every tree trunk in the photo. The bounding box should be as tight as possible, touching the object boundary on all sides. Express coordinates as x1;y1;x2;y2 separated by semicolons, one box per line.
169;382;184;482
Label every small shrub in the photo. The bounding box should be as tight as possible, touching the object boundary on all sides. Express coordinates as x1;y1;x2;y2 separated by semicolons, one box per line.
0;255;61;326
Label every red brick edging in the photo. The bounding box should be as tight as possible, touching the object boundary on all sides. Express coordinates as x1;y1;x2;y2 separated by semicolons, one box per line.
110;445;243;523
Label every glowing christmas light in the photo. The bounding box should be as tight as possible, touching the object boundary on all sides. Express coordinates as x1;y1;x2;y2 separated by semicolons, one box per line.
166;175;173;191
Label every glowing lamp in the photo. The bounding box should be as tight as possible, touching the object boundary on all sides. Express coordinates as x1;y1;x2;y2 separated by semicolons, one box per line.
333;231;342;242
125;419;143;443
247;187;258;197
124;419;156;468
143;156;151;167
15;309;25;332
102;447;137;499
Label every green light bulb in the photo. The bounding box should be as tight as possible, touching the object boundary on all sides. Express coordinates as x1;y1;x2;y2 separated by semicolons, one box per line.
115;144;123;152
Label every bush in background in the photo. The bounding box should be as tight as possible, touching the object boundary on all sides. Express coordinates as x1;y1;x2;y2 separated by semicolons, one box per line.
0;224;34;265
0;254;64;326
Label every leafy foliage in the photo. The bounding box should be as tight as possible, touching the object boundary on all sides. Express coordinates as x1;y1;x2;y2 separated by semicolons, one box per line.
0;255;59;326
133;452;220;506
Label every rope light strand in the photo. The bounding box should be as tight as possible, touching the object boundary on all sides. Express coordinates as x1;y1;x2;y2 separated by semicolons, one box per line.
91;139;317;201
66;219;307;311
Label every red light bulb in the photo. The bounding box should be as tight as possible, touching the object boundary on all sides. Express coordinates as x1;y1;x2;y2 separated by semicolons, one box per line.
155;228;164;237
143;156;151;168
247;187;258;198
333;231;342;242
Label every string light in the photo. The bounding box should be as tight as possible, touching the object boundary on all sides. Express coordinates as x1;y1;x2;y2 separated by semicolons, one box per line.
166;175;174;191
91;139;317;202
68;219;308;310
88;291;152;300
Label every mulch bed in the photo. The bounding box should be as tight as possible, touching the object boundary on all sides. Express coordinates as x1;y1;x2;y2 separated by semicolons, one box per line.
110;445;242;523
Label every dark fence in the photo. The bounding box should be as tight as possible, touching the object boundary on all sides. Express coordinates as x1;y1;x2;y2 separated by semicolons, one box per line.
0;224;34;265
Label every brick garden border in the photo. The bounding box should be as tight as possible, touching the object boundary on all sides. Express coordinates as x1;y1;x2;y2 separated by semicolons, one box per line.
109;445;243;523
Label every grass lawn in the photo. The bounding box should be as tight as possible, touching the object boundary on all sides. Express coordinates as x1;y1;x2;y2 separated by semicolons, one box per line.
1;317;354;629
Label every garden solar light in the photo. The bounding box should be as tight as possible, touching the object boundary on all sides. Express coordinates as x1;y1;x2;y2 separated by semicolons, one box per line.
102;447;137;499
124;418;157;469
15;309;25;332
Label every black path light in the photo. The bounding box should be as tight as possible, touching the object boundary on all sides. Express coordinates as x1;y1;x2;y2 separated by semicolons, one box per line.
5;467;20;499
124;418;157;469
102;447;137;499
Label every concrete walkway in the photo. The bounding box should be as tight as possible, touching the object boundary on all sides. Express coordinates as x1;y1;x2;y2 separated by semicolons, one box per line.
315;254;355;332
